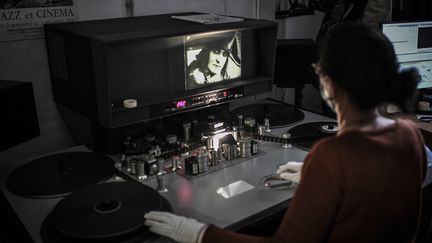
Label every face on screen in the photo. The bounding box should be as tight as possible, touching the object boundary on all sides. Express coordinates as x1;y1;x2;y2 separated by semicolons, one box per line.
185;31;242;90
207;49;229;75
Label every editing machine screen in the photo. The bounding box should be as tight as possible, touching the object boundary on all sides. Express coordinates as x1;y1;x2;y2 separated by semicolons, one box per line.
382;21;432;89
185;31;242;90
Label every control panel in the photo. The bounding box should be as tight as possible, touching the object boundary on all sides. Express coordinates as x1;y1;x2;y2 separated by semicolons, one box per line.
161;87;244;114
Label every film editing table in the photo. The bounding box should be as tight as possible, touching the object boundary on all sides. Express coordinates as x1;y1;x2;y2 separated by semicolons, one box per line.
1;106;431;243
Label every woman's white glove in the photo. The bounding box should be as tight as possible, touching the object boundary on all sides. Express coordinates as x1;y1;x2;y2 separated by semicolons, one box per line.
144;211;207;243
276;161;303;184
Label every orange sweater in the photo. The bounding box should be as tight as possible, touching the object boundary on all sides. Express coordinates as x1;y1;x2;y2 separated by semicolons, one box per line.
203;119;426;243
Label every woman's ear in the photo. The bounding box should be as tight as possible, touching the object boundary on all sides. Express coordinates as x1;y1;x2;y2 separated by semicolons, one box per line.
323;76;342;100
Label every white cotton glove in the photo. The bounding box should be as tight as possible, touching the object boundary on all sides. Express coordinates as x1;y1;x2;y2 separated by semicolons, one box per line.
144;211;207;243
276;161;303;184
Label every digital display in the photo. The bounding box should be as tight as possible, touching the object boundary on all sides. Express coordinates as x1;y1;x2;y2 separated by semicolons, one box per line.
176;100;187;108
185;31;242;90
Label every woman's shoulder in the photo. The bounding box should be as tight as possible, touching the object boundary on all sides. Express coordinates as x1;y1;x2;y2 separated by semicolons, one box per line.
393;117;425;143
395;117;421;130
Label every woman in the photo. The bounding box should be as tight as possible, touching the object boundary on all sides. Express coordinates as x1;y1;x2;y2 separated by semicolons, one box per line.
145;23;426;243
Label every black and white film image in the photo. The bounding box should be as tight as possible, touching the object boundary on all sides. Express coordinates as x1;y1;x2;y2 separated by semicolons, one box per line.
0;0;73;9
185;31;241;90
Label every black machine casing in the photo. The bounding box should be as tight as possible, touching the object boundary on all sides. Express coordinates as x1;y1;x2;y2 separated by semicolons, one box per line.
0;80;40;151
44;13;278;130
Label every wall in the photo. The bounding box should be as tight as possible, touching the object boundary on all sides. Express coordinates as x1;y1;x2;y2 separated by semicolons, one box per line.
0;0;276;164
274;10;324;113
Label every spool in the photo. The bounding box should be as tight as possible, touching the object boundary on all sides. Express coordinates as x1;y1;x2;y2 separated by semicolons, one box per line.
239;139;251;158
209;149;218;166
172;157;180;171
130;161;136;175
231;144;238;158
251;140;258;155
185;156;199;175
232;126;238;141
264;118;271;132
386;103;401;113
157;158;165;175
258;125;265;135
156;176;168;193
114;161;122;170
165;134;178;144
206;135;214;150
136;162;146;180
418;101;430;111
183;122;191;141
222;144;235;160
197;151;209;173
237;115;243;126
123;99;137;108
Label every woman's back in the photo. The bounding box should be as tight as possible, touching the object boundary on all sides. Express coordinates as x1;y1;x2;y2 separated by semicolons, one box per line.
278;118;426;242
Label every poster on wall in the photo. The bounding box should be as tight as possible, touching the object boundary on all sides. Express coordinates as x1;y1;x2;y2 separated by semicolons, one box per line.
0;0;77;42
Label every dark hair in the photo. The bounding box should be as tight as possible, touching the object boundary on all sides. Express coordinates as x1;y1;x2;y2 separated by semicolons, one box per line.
318;23;420;112
194;48;229;76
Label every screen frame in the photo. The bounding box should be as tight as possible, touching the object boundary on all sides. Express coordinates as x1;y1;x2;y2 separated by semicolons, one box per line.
184;30;243;91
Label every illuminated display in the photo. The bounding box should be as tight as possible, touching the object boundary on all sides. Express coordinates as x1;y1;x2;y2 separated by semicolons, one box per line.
185;31;242;90
176;100;187;108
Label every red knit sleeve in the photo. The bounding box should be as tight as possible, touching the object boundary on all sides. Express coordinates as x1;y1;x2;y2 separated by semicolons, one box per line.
272;142;341;242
